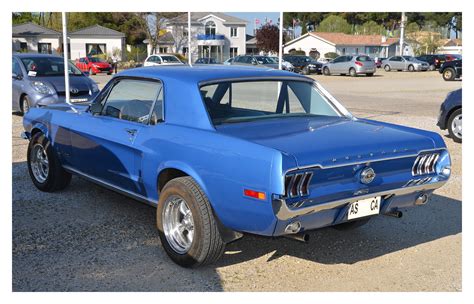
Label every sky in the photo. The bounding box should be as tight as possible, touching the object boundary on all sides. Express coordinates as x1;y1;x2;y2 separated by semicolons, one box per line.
225;12;280;36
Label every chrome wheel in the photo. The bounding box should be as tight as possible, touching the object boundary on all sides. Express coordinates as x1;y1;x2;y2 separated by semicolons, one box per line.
30;144;49;183
162;195;194;254
451;113;462;139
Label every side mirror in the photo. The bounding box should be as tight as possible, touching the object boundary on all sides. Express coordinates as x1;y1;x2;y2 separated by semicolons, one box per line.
89;102;103;115
12;73;22;80
83;71;90;77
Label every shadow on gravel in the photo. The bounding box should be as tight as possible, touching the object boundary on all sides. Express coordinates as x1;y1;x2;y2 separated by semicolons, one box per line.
217;193;461;267
12;162;223;292
12;159;461;291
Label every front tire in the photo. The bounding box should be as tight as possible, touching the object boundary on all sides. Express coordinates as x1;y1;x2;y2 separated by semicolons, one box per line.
408;65;415;72
156;176;225;267
27;132;72;192
323;67;331;76
21;95;32;114
443;68;456;81
447;108;462;143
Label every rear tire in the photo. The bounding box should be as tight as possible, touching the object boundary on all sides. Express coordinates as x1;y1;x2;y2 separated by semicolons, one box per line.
27;132;72;192
349;68;357;77
333;218;371;231
447;108;462;143
366;73;374;77
323;67;331;76
384;65;391;72
156;176;225;267
429;64;436;71
408;65;415;72
443;68;456;81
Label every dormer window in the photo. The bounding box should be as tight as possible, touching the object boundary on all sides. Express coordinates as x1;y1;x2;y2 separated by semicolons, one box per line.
230;27;238;37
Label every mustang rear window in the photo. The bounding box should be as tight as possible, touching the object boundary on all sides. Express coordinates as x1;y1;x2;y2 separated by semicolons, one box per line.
200;80;343;125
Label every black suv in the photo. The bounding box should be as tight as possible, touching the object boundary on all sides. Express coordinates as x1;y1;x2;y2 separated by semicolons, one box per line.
439;59;462;81
415;54;446;70
283;55;322;75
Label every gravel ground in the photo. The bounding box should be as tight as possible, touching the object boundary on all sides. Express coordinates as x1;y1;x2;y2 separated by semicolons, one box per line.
12;70;462;291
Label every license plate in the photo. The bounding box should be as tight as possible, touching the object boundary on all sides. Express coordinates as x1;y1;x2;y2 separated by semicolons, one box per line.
70;98;88;103
347;197;380;220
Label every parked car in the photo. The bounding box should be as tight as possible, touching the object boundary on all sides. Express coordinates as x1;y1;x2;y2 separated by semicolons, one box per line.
22;66;451;267
322;55;376;77
12;54;99;114
223;57;234;65
230;55;279;69
269;56;295;72
194;57;219;64
437;88;462;143
75;56;112;75
415;54;446;70
144;54;184;66
439;59;462;81
282;55;322;74
382;56;429;72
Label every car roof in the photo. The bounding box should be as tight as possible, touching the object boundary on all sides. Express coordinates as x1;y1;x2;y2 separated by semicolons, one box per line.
116;65;308;84
13;53;62;59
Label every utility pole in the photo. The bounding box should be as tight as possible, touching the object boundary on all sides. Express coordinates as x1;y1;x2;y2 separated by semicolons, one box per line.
399;12;406;56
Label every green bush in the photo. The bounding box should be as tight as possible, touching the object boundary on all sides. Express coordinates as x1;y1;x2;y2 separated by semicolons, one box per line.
288;49;306;55
324;52;339;59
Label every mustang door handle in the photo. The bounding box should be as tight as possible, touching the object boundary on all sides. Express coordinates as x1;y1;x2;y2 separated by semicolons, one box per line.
125;128;137;136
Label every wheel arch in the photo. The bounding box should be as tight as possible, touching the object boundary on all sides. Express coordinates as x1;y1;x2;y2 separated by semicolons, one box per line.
446;106;462;124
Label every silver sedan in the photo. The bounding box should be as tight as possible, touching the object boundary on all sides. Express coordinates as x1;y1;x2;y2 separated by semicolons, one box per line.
382;56;429;72
322;55;376;77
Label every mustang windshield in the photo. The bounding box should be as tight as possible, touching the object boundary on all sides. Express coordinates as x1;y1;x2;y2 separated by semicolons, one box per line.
200;80;346;125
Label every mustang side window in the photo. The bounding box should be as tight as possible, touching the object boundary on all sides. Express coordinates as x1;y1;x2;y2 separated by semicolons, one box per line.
102;79;162;124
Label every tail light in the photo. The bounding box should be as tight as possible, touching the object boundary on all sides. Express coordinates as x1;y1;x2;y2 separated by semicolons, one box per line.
284;172;313;198
412;153;439;176
355;61;364;66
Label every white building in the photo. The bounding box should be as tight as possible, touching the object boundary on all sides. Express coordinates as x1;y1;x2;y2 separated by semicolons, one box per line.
12;22;61;54
68;25;126;60
283;32;409;59
437;39;462;55
12;23;125;60
146;12;247;62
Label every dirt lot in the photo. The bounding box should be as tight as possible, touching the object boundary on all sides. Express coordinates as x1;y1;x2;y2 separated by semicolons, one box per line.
12;69;462;291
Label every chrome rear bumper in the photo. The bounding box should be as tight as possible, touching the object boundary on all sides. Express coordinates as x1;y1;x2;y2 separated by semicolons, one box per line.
272;180;447;221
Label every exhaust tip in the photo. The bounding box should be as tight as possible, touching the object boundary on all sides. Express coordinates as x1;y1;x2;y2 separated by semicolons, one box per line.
284;221;301;234
385;211;403;218
415;194;429;205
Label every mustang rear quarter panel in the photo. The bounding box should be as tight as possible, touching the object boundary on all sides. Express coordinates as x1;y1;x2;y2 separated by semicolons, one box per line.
135;124;293;236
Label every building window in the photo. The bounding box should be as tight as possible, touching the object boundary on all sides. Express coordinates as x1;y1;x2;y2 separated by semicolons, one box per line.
20;42;28;52
341;48;346;55
182;47;188;56
230;27;238;37
86;43;106;56
159;47;168;53
230;47;238;58
38;43;52;54
355;48;359;54
205;21;216;36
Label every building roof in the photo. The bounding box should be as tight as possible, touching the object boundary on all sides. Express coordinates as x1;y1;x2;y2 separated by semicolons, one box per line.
285;32;399;47
69;24;125;37
167;12;247;25
443;39;462;47
144;32;175;45
12;22;61;37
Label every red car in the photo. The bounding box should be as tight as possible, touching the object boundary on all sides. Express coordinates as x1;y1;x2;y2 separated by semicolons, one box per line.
75;57;112;75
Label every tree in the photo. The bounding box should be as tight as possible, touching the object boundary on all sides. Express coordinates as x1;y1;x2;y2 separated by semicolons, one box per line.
356;20;385;35
317;15;352;34
136;12;180;55
255;24;279;53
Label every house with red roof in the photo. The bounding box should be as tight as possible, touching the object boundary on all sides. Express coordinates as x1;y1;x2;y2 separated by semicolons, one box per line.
283;32;412;59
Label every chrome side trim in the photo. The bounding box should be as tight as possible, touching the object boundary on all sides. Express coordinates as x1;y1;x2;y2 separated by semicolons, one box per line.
63;165;158;207
285;148;447;174
272;180;447;220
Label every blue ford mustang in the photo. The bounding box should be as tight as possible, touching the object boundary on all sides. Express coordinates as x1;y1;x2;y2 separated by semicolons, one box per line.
22;66;451;267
